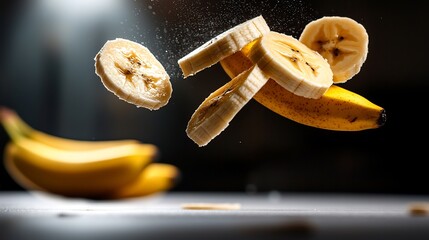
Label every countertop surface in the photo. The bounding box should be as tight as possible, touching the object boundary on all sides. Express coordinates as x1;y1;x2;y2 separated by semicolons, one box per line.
1;191;429;240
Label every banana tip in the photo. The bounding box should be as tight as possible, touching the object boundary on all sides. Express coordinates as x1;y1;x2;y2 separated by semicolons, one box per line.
377;109;387;127
172;169;182;186
0;106;13;121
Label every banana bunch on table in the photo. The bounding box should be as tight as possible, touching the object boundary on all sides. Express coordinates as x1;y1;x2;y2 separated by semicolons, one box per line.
0;107;179;200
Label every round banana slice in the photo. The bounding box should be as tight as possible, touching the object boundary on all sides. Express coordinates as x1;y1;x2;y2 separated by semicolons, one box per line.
186;65;269;147
95;38;172;110
178;15;270;78
248;31;333;99
299;16;369;83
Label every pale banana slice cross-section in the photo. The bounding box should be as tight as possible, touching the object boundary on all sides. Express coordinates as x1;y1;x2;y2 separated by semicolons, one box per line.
299;16;369;83
248;31;333;99
178;15;270;78
95;38;172;110
186;65;269;147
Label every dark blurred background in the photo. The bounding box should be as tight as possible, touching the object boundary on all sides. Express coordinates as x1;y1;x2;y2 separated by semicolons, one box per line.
0;0;427;195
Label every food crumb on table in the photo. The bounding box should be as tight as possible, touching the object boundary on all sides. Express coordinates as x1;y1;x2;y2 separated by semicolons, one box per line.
181;203;241;210
408;202;429;216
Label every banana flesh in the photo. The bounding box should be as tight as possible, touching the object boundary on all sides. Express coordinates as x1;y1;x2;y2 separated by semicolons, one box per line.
183;14;384;132
248;31;333;99
95;38;172;110
186;65;269;146
0;13;383;197
299;16;369;83
220;45;386;131
178;15;270;78
180;14;380;146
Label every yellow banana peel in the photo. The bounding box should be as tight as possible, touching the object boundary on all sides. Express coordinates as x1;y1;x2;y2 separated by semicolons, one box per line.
106;163;180;199
0;106;179;199
220;43;386;131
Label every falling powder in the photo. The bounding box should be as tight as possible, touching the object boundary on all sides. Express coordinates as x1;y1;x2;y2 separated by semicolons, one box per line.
128;0;316;79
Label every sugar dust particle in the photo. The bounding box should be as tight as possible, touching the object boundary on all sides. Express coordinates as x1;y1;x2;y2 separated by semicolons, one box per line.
133;0;315;79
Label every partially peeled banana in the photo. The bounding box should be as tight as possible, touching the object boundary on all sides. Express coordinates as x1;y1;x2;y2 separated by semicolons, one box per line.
221;48;385;131
179;15;385;146
0;107;180;199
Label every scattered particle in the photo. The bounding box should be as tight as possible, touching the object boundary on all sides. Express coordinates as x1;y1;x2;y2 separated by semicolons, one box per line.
409;202;429;216
182;203;241;210
128;0;315;78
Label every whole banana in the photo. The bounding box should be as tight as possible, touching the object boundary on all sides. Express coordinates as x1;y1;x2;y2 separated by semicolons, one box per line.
3;137;156;198
5;146;179;200
220;43;386;131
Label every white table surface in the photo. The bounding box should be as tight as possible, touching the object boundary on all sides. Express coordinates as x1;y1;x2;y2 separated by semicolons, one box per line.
1;191;429;240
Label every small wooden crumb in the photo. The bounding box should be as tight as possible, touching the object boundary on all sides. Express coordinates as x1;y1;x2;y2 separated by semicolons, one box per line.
408;202;429;216
181;203;241;210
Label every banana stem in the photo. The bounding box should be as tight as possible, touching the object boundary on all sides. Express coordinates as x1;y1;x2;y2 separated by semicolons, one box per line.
0;106;26;142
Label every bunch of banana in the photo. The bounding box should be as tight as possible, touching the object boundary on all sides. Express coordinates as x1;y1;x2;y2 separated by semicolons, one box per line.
0;106;180;199
179;15;386;146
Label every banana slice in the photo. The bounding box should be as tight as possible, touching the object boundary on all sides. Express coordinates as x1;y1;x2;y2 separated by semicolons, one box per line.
248;31;333;99
186;65;269;147
178;15;270;78
95;38;172;110
299;16;369;83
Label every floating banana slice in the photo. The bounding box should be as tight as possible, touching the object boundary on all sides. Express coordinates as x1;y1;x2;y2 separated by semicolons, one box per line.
248;31;333;99
186;65;269;147
95;38;172;110
178;15;270;78
299;16;369;83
